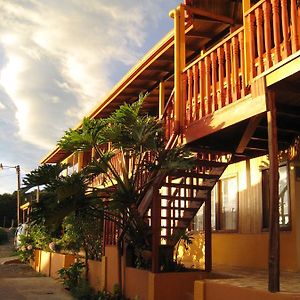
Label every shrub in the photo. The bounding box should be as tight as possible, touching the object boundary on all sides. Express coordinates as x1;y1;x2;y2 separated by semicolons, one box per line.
0;227;8;244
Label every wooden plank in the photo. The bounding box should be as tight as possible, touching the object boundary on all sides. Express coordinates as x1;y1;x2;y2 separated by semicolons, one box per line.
236;114;263;153
185;95;267;144
266;56;300;86
267;90;280;292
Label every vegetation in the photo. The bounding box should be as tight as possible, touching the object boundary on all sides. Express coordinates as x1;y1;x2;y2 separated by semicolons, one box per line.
0;227;8;244
57;94;194;264
0;193;17;227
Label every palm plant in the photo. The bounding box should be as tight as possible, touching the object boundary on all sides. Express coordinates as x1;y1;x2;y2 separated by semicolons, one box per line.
58;95;194;251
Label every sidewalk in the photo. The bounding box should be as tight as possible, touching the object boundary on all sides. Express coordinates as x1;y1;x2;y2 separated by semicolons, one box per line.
0;228;73;300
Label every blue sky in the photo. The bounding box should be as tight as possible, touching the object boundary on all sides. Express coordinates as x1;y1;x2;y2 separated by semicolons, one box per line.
0;0;179;193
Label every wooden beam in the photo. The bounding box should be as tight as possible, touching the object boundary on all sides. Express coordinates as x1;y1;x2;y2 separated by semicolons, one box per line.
185;95;267;144
186;32;213;39
186;6;235;25
236;114;263;153
267;90;280;292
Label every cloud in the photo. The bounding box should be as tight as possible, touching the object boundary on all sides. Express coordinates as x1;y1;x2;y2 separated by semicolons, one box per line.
0;0;177;193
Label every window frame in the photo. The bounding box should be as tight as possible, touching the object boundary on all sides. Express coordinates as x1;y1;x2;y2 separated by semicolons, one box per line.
261;162;291;232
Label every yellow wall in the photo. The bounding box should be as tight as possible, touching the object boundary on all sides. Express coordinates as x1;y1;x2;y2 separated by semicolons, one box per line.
181;156;300;272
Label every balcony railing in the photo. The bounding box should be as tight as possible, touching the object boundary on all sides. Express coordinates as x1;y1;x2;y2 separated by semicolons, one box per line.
183;26;247;128
163;0;300;138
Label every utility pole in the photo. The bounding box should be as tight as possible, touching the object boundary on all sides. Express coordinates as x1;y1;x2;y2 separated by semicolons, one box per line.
16;165;21;225
0;163;21;225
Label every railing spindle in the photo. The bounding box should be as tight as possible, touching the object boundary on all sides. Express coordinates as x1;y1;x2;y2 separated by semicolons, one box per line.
205;56;212;114
193;64;199;121
263;0;272;68
217;46;225;107
248;13;257;80
255;7;265;73
239;31;246;97
232;35;240;101
224;42;232;105
291;0;300;52
281;0;291;58
211;52;218;112
199;60;205;118
271;0;282;63
187;69;193;126
183;73;188;127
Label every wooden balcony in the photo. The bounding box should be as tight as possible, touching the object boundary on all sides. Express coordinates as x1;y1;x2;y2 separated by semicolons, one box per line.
166;0;300;155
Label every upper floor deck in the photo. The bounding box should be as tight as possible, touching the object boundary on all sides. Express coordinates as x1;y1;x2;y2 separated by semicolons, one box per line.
42;0;300;165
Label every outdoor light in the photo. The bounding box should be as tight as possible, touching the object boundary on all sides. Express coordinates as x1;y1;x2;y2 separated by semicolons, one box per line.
0;163;21;225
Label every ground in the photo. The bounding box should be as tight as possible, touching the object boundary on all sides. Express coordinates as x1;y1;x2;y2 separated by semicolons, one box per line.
0;228;73;300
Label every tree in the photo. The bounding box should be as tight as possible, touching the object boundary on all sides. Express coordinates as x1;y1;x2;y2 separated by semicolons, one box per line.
24;95;195;286
0;193;17;227
57;94;194;261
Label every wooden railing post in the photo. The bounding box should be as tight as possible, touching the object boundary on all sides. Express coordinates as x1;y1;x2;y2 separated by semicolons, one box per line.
263;1;272;69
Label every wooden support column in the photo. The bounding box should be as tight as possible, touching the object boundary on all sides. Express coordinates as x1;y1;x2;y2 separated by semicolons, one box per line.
152;188;161;273
243;0;251;86
267;90;280;293
204;192;212;272
172;4;186;133
159;81;165;118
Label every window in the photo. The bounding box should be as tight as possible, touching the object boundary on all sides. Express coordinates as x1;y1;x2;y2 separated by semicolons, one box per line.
262;164;290;229
219;176;238;230
193;175;238;232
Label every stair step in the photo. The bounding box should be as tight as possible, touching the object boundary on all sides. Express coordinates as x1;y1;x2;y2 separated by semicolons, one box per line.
163;182;211;190
195;160;228;168
160;195;206;202
169;171;220;180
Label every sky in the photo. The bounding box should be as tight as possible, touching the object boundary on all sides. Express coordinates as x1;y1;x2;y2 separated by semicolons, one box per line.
0;0;179;194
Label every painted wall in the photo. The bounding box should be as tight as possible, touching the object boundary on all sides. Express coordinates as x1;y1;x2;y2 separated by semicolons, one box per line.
181;156;300;272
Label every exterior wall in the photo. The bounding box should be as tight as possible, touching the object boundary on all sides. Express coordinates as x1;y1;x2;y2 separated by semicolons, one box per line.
124;267;149;300
87;259;105;292
194;281;300;300
182;156;300;271
105;245;119;293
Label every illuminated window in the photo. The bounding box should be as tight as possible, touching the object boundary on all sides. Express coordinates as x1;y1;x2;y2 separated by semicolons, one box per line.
218;176;238;231
193;176;238;231
262;164;290;229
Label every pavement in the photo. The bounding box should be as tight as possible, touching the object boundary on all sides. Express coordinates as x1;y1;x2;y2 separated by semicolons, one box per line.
0;228;73;300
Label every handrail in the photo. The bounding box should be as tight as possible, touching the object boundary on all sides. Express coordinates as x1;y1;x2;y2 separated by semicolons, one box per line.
161;88;175;120
244;0;265;17
183;26;244;73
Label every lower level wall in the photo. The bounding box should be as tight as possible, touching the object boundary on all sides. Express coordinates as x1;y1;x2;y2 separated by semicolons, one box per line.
195;281;300;300
181;230;298;272
212;231;298;272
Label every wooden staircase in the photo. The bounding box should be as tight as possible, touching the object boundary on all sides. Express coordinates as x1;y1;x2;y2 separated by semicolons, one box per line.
138;146;231;271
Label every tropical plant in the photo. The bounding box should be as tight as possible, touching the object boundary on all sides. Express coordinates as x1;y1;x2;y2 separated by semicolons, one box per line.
58;261;85;290
57;94;195;258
